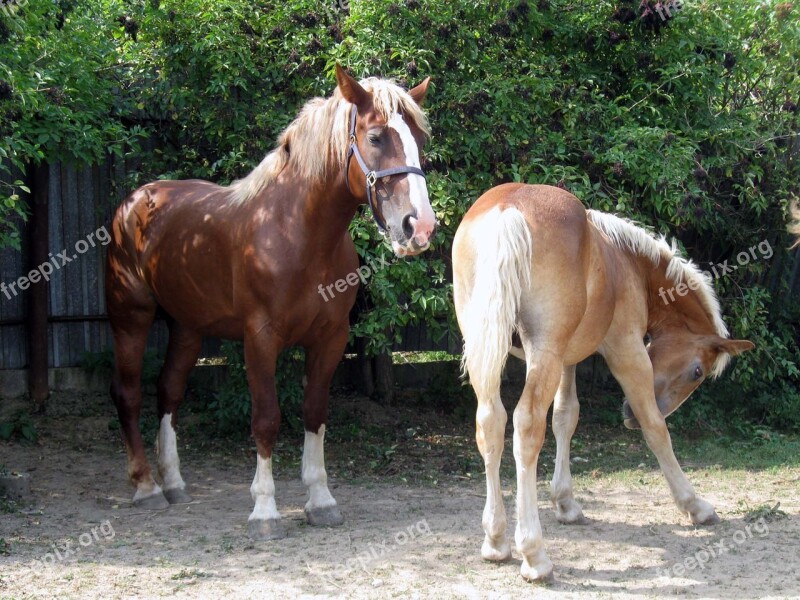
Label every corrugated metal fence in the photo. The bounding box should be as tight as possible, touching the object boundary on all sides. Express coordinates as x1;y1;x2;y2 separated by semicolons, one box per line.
0;159;456;370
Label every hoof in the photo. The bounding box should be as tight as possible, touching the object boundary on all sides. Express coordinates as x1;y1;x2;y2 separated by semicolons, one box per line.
693;510;721;526
248;518;287;541
520;559;555;583
305;505;344;527
481;537;512;562
132;491;169;510
557;513;590;525
164;488;192;504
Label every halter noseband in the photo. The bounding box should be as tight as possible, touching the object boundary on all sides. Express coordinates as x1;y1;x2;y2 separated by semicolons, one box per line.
345;105;426;233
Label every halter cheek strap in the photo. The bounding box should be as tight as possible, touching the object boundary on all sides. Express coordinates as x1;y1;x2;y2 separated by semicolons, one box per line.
344;106;426;233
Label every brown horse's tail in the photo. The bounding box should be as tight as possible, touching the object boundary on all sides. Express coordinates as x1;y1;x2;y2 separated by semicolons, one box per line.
790;201;800;249
460;206;532;402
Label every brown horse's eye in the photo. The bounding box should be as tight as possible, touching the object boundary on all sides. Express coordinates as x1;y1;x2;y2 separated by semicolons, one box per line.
693;366;704;381
368;134;380;146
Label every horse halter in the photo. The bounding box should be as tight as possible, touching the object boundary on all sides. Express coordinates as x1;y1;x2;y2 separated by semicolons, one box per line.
345;105;426;233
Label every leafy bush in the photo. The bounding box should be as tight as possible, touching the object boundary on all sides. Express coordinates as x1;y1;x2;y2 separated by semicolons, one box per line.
3;0;798;426
207;341;305;436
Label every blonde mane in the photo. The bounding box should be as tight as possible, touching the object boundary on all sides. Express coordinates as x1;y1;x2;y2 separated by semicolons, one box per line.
227;77;430;205
587;209;731;377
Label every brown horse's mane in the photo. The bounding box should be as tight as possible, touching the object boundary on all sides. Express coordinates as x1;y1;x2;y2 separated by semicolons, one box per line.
587;210;731;376
227;77;430;205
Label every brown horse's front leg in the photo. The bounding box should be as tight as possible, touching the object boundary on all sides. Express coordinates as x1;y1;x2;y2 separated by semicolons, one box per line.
244;327;285;540
300;324;349;527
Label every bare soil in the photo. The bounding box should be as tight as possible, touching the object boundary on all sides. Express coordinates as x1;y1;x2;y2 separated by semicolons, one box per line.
1;390;799;599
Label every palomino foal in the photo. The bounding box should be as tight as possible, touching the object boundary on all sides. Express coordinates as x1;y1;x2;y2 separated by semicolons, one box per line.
106;66;434;539
453;184;753;582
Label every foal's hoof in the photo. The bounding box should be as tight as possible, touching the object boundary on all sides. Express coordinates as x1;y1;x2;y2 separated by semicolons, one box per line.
693;510;721;526
164;488;192;504
248;518;287;541
132;491;169;510
481;538;512;562
520;559;555;584
305;505;344;527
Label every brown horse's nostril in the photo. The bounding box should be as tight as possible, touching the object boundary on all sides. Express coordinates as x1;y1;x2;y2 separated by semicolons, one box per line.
402;213;416;240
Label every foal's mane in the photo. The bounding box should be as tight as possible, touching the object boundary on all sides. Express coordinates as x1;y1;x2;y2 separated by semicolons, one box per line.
227;78;430;205
587;210;731;376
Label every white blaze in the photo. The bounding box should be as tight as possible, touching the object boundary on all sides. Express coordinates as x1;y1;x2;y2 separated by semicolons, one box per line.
387;113;436;244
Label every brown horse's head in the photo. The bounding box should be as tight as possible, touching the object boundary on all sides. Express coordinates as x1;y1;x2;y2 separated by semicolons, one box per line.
622;332;754;429
335;65;435;256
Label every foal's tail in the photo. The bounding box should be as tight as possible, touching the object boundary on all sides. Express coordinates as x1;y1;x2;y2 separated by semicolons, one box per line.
461;206;532;401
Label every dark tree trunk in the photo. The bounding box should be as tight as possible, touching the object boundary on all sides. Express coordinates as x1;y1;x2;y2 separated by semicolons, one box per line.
27;161;49;412
373;351;394;404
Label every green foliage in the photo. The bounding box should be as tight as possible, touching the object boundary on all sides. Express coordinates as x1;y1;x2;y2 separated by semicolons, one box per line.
0;411;37;442
2;0;799;426
208;341;305;436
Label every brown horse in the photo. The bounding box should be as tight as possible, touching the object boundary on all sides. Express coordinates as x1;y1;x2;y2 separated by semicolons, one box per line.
105;65;433;540
452;184;754;582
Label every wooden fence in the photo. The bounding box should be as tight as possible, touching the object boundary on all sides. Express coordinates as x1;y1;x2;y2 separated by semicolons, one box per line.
0;159;797;375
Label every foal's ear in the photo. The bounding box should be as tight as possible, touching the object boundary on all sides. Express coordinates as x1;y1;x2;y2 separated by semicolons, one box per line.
335;64;371;110
714;338;755;356
408;77;431;106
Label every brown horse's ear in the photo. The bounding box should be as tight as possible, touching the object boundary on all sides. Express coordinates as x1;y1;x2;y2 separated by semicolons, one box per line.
335;64;370;110
408;76;431;106
715;338;755;356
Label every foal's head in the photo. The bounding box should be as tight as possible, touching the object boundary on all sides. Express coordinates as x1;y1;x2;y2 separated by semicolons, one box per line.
336;65;435;256
623;332;754;429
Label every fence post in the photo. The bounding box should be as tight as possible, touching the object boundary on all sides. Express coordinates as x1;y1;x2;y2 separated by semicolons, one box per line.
27;161;49;411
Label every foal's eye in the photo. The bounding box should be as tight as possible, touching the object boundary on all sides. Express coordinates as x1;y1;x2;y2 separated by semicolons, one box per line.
368;134;381;146
693;366;704;381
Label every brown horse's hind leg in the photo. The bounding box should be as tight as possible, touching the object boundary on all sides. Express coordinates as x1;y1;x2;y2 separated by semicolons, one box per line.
156;322;202;504
300;324;349;527
109;307;168;509
243;326;285;540
550;365;588;524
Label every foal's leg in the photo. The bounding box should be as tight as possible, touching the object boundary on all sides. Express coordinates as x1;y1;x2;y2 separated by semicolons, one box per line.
110;307;168;508
514;349;562;582
550;365;587;524
605;345;719;525
244;327;285;540
300;325;349;527
476;385;510;561
156;322;203;504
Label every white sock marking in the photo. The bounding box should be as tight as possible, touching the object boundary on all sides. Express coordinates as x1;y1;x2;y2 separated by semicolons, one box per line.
249;454;281;522
302;425;337;511
157;413;185;491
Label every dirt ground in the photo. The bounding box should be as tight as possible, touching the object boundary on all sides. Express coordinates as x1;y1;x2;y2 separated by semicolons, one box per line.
1;390;799;600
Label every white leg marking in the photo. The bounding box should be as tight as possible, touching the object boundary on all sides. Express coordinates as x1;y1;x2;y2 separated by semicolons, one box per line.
302;425;337;512
388;113;436;243
156;413;186;491
550;367;585;523
477;395;511;561
249;454;281;522
133;482;164;502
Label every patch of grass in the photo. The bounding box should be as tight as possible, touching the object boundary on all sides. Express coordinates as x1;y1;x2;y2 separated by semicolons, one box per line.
738;501;789;523
0;497;19;514
171;568;211;580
